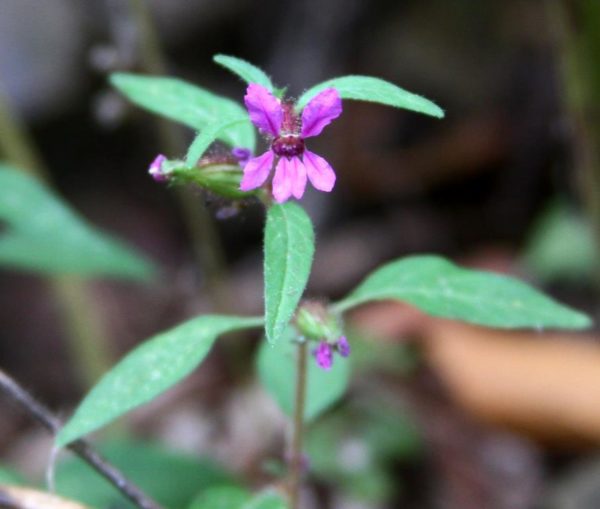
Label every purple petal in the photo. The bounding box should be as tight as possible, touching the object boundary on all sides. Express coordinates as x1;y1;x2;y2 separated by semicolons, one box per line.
301;88;342;138
272;157;294;203
231;147;251;165
290;157;307;199
336;336;351;358
314;342;333;370
244;83;282;137
148;154;168;182
303;150;336;192
240;151;274;191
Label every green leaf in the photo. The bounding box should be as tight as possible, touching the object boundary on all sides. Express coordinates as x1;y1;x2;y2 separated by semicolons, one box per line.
186;117;249;166
110;73;256;150
296;75;444;118
0;466;26;485
244;490;288;509
56;439;231;509
334;255;591;329
189;485;250;509
189;486;288;509
56;315;263;447
522;201;597;282
0;165;155;280
264;203;315;344
257;332;350;422
213;54;275;92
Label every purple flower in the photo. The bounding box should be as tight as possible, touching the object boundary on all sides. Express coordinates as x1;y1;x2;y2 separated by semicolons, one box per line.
313;341;334;370
231;147;251;165
241;83;342;203
148;154;168;183
336;336;351;358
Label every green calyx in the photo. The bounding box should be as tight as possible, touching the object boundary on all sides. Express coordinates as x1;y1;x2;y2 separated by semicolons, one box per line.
166;160;256;200
294;301;341;341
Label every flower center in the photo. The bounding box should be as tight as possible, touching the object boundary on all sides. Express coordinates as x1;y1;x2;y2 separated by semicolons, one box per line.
271;135;305;158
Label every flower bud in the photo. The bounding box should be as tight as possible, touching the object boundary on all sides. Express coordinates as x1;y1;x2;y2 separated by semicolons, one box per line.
295;301;340;341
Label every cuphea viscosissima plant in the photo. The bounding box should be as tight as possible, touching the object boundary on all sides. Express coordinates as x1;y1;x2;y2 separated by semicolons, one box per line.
54;55;592;507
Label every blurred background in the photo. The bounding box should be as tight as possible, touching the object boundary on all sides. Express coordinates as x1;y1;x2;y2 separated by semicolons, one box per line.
1;0;600;508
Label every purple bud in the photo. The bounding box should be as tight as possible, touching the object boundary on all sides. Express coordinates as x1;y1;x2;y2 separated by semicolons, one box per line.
336;336;351;357
231;147;251;165
148;154;168;182
313;342;333;370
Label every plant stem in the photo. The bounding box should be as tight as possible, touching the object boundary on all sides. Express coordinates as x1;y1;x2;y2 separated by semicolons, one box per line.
0;368;164;509
126;0;230;311
288;340;308;509
0;84;113;390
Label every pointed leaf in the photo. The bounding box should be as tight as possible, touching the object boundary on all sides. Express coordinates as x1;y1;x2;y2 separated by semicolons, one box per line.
110;73;255;150
213;54;274;92
257;332;350;422
297;75;444;118
186;117;248;166
334;255;592;329
264;203;315;344
0;165;154;280
56;315;263;446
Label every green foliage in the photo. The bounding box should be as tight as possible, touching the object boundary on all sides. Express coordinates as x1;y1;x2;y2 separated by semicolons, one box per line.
522;201;596;282
110;73;255;150
307;400;421;504
189;485;250;509
190;486;287;509
296;75;444;118
57;315;263;446
0;466;26;485
55;439;231;509
0;165;154;280
185;117;249;165
334;255;591;329
264;203;315;344
213;54;275;92
257;332;350;422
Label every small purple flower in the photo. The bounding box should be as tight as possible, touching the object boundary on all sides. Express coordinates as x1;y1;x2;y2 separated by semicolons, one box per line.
336;336;351;358
314;341;334;370
231;147;251;165
148;154;168;183
241;83;342;203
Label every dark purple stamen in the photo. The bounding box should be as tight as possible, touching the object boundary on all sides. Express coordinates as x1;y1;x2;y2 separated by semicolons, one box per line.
271;135;305;158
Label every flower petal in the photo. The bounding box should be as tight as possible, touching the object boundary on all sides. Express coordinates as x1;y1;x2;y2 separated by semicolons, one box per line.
240;151;274;191
290;157;307;199
244;83;282;137
303;150;336;192
301;88;342;138
272;158;294;203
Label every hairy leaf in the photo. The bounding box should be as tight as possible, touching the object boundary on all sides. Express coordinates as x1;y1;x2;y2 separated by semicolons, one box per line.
264;203;315;344
334;255;591;329
111;73;255;150
57;315;263;446
297;75;444;118
213;54;274;92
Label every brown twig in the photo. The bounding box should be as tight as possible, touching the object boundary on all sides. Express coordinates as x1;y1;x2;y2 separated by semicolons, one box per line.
0;368;164;509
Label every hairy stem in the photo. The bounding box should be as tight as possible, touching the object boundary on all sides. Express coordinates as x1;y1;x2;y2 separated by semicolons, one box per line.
288;340;308;509
0;84;113;389
0;368;164;509
126;0;230;311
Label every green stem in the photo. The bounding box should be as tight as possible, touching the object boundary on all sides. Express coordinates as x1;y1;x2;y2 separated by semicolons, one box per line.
0;85;113;389
288;340;308;509
126;0;230;312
